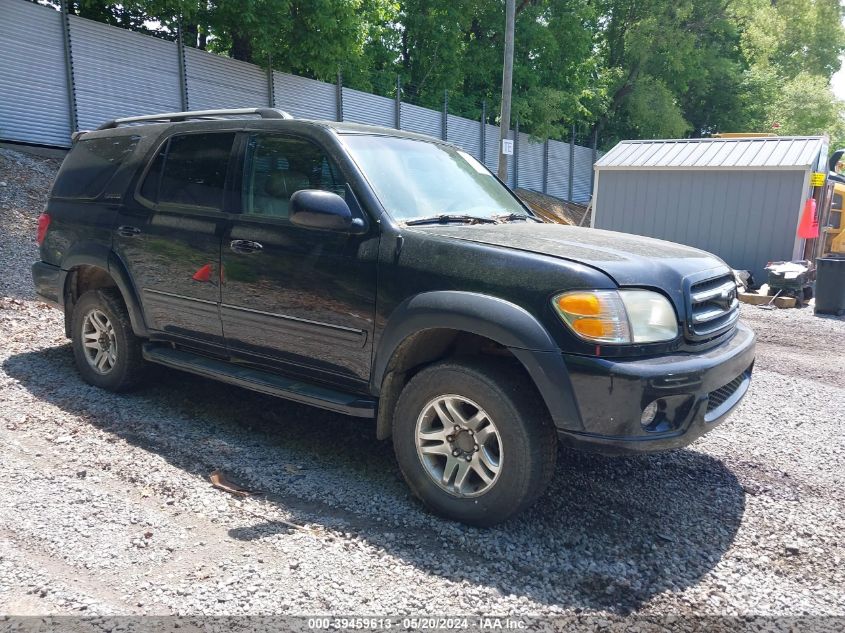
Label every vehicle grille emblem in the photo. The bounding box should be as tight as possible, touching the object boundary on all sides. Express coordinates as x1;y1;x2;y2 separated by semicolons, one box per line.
715;287;735;310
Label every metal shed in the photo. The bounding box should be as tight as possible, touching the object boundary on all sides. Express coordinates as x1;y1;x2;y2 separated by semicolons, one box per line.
591;136;828;282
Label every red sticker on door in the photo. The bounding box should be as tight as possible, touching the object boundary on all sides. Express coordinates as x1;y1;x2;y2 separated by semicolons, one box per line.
192;263;212;282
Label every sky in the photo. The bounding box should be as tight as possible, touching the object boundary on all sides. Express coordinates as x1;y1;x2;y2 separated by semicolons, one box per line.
833;59;845;101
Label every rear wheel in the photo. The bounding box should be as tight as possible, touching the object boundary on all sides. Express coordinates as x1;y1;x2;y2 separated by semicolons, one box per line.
71;288;146;391
392;359;556;526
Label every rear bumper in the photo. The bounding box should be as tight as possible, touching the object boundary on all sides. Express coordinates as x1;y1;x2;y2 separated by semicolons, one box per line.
558;323;756;454
32;261;62;307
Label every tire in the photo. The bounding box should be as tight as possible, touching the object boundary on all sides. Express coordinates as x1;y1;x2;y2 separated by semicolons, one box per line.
70;288;146;391
392;359;557;526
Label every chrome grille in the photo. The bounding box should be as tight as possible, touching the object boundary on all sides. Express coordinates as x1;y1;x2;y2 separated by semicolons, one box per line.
687;273;740;340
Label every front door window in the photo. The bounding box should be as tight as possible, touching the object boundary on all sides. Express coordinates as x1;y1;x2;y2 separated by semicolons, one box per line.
242;135;346;219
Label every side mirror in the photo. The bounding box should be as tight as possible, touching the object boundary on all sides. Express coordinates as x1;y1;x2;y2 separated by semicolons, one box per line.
289;190;365;233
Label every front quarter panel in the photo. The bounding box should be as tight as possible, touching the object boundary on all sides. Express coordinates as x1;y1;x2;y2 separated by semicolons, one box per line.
371;231;618;431
373;229;618;359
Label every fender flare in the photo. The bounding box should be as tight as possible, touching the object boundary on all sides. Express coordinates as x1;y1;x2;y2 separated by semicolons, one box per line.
59;240;112;276
372;291;583;431
60;243;148;337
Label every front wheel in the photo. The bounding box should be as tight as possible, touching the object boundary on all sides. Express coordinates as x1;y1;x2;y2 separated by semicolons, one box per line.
392;359;557;526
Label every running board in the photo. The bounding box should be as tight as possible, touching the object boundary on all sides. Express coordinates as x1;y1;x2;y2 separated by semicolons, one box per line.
142;344;376;418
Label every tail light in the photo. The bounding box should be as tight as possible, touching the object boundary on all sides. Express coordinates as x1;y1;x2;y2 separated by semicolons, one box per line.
36;213;51;245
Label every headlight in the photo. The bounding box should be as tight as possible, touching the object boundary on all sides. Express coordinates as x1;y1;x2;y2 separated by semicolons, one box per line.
552;290;678;344
618;289;679;343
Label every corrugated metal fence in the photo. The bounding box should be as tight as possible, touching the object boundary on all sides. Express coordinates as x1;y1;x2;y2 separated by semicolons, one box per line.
0;0;600;201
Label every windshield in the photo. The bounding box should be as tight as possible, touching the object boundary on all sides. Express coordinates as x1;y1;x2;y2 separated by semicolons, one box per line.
341;134;530;222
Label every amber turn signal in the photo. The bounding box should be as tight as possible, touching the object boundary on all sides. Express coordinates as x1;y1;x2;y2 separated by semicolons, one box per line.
570;317;614;338
555;293;602;316
551;290;631;344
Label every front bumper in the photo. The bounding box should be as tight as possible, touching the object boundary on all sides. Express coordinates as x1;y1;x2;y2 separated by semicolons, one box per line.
559;323;756;454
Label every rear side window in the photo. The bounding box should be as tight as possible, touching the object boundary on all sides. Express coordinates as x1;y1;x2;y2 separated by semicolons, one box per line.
139;133;235;210
52;135;140;199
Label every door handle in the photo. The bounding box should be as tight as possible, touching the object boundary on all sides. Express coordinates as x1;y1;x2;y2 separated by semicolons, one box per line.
230;239;263;254
117;225;141;237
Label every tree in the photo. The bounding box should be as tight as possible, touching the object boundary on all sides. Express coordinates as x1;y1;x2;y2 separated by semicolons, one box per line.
591;0;748;143
768;72;845;147
387;0;597;135
258;0;399;82
735;0;845;144
740;0;845;80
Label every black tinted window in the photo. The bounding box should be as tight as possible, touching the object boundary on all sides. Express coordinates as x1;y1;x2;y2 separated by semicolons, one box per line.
140;133;234;209
52;135;140;198
242;134;346;218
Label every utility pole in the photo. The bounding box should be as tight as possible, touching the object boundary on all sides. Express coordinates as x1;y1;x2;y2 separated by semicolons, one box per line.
497;0;515;181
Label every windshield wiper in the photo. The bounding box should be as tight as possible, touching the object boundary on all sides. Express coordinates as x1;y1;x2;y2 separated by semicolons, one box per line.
403;214;500;226
492;212;542;223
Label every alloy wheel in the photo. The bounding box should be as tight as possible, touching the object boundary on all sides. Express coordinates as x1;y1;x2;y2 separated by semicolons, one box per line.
414;394;503;498
81;309;117;374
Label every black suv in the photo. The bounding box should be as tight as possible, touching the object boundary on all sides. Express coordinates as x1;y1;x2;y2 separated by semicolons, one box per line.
32;108;755;525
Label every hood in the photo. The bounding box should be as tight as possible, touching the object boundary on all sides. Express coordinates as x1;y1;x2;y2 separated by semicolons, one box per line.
413;223;730;302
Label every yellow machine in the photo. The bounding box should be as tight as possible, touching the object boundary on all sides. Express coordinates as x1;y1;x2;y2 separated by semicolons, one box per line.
822;180;845;256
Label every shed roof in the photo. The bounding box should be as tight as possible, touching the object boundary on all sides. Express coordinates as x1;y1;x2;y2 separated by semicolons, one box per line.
595;136;826;171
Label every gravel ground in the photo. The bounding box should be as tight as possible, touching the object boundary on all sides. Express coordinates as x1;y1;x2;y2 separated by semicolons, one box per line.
0;147;844;618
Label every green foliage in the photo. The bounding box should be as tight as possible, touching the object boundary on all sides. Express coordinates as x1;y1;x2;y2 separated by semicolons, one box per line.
731;1;845;148
620;77;690;140
66;0;845;148
740;0;845;78
768;72;845;148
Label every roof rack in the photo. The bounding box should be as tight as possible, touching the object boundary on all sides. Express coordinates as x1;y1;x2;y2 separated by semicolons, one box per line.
97;108;294;130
